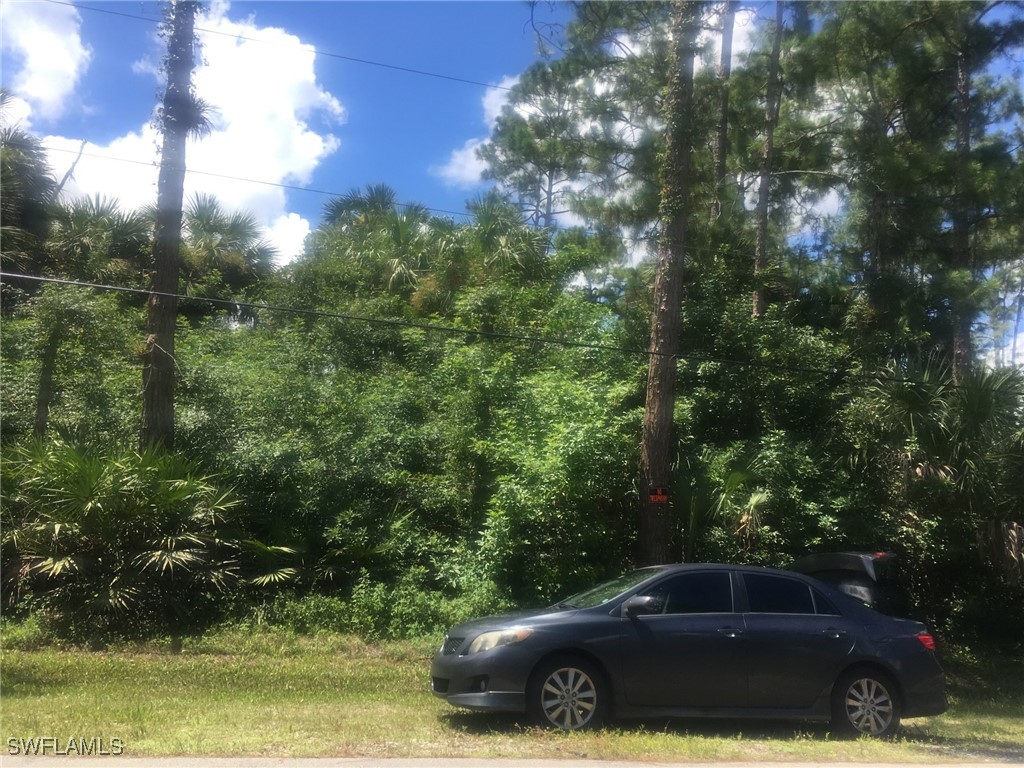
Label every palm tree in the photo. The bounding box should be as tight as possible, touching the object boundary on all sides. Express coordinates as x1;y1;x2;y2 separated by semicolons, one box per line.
1;89;56;276
467;192;548;281
47;195;152;286
361;206;439;293
322;183;398;230
856;358;1024;538
181;193;276;296
322;184;466;298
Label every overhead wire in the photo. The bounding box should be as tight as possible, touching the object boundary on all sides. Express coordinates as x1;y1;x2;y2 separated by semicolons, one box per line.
29;1;521;223
32;143;476;223
1;272;667;358
42;0;517;92
1;272;906;385
20;4;700;247
26;142;737;258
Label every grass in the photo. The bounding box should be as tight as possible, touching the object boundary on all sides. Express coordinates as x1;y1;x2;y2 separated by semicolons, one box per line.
2;626;1022;761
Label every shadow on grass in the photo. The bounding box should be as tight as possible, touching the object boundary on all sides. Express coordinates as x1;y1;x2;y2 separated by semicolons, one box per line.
0;664;62;696
441;711;1024;763
442;711;834;740
898;726;1024;764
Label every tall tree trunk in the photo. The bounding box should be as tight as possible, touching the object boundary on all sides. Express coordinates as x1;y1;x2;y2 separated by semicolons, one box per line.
638;0;700;566
1013;266;1024;367
33;328;61;440
951;45;973;383
140;0;198;452
544;168;555;230
753;1;784;318
711;0;736;221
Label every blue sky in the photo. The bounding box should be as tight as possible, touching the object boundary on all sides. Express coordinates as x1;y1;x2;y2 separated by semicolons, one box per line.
1;0;570;261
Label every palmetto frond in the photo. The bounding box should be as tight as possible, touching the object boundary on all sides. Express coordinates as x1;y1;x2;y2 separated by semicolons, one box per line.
249;568;300;587
363;183;399;215
1;92;57;244
134;548;206;575
27;556;82;578
241;539;303;586
323;183;399;228
4;441;255;632
89;582;141;613
202;560;241;591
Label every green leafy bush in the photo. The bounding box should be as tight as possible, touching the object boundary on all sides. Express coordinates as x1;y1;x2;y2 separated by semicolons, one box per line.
255;592;350;635
1;439;241;641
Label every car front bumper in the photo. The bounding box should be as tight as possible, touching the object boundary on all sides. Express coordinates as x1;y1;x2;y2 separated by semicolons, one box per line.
430;642;537;714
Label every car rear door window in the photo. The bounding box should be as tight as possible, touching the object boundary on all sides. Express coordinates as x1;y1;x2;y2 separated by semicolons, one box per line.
812;588;841;615
744;573;815;614
641;572;734;614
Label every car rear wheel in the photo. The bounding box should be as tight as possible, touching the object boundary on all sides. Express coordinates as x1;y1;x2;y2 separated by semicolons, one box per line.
832;669;901;738
527;656;606;730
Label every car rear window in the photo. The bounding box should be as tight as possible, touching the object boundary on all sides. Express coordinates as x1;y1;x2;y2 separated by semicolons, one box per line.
743;573;815;614
812;588;842;615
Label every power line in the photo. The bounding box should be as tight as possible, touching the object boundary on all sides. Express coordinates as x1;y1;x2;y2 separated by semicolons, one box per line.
2;272;873;382
31;141;720;255
43;0;516;92
31;142;476;223
6;273;1002;386
1;272;666;358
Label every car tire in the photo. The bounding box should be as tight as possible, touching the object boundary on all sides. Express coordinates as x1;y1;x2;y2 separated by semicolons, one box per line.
831;668;901;738
527;656;607;730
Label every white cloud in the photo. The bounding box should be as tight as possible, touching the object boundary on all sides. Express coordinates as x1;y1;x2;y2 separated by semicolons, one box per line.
266;213;311;266
811;188;844;219
2;95;34;127
696;6;767;75
40;1;344;264
430;137;488;190
483;76;518;128
430;76;518;189
46;129;161;208
730;7;761;70
985;328;1024;370
0;0;91;123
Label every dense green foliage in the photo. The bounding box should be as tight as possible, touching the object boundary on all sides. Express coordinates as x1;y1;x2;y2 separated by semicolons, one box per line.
2;2;1022;648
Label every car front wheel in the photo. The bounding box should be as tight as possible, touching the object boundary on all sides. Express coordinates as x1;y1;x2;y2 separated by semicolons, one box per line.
527;656;606;730
832;669;901;738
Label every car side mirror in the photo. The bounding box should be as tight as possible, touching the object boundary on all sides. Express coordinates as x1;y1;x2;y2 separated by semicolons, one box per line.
622;594;663;617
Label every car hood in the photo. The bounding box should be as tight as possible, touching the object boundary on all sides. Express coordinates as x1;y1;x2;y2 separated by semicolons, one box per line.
446;607;577;637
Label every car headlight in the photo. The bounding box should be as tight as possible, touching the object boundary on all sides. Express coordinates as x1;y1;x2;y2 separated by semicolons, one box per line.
466;627;533;654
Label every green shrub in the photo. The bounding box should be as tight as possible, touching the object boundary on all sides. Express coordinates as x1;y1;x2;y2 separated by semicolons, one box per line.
256;592;350;635
2;439;242;641
347;567;449;640
0;614;53;651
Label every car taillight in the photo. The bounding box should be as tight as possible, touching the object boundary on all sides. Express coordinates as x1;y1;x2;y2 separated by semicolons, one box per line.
917;633;936;651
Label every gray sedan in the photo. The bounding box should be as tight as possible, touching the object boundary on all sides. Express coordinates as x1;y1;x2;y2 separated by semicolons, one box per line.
430;564;947;736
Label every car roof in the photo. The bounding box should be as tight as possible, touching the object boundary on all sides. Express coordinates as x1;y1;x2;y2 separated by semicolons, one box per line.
643;563;802;575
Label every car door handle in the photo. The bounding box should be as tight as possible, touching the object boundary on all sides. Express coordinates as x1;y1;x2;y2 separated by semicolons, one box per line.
718;628;743;638
822;629;847;638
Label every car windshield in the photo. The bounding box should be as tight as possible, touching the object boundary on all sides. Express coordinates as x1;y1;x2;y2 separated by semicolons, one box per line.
552;567;667;610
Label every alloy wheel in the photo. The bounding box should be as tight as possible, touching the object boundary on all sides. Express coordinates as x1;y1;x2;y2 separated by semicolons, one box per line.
540;666;598;729
844;676;895;735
